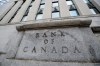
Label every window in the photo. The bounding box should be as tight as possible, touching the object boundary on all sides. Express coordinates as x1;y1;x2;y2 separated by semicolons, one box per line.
83;0;89;3
22;16;27;21
36;0;45;20
70;10;78;16
52;7;59;12
66;1;73;5
40;4;45;9
52;2;58;7
41;0;45;5
36;14;43;20
52;1;60;18
83;0;100;14
66;0;79;16
52;0;58;3
0;0;8;5
52;12;60;18
21;0;34;21
90;8;100;14
90;9;96;14
37;9;43;14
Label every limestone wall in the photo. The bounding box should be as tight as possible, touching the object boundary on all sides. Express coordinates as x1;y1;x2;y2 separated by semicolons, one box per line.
0;19;100;66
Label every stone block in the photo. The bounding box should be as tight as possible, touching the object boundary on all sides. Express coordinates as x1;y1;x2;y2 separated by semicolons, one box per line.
1;59;100;66
95;33;100;42
16;27;100;62
0;25;17;54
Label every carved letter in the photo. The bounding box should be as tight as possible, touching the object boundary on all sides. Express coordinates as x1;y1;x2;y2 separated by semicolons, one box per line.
59;30;65;37
32;47;36;53
51;39;54;44
51;47;57;53
44;39;48;44
36;33;39;38
51;32;56;37
42;33;47;37
23;47;28;52
62;46;68;53
74;46;81;53
41;47;46;53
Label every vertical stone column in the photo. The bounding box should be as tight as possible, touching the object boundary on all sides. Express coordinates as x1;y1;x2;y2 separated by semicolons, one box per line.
0;1;23;24
27;0;41;21
42;0;52;19
0;2;15;20
59;0;70;17
90;0;100;12
11;0;32;23
73;0;92;15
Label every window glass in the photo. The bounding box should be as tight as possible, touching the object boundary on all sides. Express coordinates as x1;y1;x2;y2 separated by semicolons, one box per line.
52;2;58;7
52;7;59;12
0;0;8;5
83;0;100;14
90;9;96;14
53;0;58;2
52;0;58;3
40;5;45;8
70;10;78;16
66;1;73;5
41;0;45;4
83;0;89;3
36;14;43;20
52;12;60;18
22;16;27;21
0;2;3;5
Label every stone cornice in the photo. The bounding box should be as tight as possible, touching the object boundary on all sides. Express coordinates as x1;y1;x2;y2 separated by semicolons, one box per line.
16;19;92;31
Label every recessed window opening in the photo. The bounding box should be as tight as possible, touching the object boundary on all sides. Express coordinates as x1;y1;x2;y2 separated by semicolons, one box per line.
21;0;34;21
36;0;45;20
52;1;60;18
66;0;79;16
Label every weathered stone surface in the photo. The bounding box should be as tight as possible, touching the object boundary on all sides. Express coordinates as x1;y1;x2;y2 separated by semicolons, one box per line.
0;54;6;62
79;27;100;62
1;59;100;66
16;19;91;31
5;31;24;58
0;25;24;59
95;33;100;42
90;16;100;27
0;25;17;53
16;27;100;62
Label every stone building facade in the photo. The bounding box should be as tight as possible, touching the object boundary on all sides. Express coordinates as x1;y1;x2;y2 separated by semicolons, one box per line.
0;0;100;66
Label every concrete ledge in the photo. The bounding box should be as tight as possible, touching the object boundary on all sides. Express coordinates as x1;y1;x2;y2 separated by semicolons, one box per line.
1;59;100;66
91;26;100;32
16;19;92;31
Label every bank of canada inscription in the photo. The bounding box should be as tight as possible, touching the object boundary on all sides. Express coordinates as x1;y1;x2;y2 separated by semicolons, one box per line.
22;30;82;54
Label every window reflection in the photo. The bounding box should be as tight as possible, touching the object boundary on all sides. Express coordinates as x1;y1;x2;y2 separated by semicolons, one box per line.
66;0;79;16
0;0;8;5
41;0;45;5
52;12;60;18
40;4;45;9
52;2;58;7
83;0;89;3
22;16;27;21
36;14;43;20
52;1;60;18
70;10;78;16
66;1;73;5
36;0;45;20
